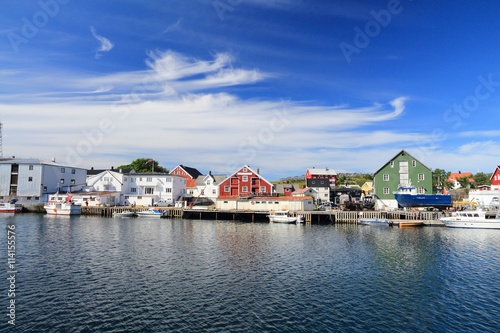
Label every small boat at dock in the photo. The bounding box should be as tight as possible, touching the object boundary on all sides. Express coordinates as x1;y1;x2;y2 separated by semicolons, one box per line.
358;218;391;226
44;192;81;216
113;210;136;218
267;211;304;223
0;199;23;213
136;208;166;218
439;209;500;229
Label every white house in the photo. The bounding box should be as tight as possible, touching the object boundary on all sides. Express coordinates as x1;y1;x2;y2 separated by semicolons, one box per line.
216;196;315;211
0;157;87;204
191;172;226;205
85;169;186;207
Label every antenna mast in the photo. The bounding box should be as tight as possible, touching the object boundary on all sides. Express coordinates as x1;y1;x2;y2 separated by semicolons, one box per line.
0;122;3;158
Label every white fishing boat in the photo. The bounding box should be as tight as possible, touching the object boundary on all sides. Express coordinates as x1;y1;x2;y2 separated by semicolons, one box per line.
44;192;81;216
440;209;500;229
358;218;391;226
268;211;304;223
136;208;165;218
113;210;136;218
0;199;23;213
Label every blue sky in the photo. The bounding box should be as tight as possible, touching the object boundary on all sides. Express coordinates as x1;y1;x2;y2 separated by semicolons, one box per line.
1;0;500;179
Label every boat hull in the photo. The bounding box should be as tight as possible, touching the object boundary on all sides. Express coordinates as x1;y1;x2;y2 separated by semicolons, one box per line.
136;209;165;217
440;219;500;229
0;203;23;213
394;193;452;208
269;216;299;223
44;203;81;216
358;218;390;226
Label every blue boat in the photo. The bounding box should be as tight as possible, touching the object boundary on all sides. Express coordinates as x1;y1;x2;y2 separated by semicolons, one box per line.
393;185;451;208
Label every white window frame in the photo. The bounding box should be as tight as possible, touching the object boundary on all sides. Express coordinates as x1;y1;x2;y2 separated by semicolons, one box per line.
383;187;389;194
383;174;389;181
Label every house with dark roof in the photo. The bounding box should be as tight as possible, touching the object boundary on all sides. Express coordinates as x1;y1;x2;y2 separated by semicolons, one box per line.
169;165;203;180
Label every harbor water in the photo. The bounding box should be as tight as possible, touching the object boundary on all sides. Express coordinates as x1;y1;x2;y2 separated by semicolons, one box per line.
1;214;499;332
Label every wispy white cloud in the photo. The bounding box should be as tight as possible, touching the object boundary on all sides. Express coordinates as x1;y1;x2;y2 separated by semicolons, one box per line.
163;18;183;34
90;26;114;59
0;49;415;177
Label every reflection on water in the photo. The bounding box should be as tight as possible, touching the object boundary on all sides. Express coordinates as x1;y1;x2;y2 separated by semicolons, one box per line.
0;215;499;332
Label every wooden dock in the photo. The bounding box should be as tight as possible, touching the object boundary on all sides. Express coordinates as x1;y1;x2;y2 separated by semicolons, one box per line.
81;207;445;226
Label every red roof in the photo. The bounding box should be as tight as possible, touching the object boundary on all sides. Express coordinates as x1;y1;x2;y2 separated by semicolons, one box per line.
186;179;197;188
448;172;474;182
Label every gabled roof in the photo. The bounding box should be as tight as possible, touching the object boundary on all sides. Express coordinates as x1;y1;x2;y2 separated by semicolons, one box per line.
170;165;203;179
220;165;273;187
448;172;474;182
186;179;197;189
293;187;313;194
196;174;226;186
374;149;432;175
490;166;500;181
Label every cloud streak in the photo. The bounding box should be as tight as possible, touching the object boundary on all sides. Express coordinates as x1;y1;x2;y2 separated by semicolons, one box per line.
90;26;114;59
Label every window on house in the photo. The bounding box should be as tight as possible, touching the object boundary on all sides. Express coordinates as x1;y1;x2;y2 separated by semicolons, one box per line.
224;186;229;192
43;186;47;192
166;188;172;193
147;177;152;182
29;165;34;170
124;177;128;181
390;161;394;168
28;176;33;182
242;176;248;182
212;189;216;194
60;179;65;184
260;186;266;192
383;174;389;181
131;178;135;182
242;186;248;192
71;179;75;184
131;188;137;193
61;168;65;173
383;187;389;194
412;160;417;167
418;173;425;181
243;167;247;172
72;169;76;174
145;188;154;194
418;187;426;194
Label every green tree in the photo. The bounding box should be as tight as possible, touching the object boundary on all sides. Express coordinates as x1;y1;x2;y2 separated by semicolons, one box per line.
457;175;471;189
432;168;452;190
117;158;169;173
473;172;491;186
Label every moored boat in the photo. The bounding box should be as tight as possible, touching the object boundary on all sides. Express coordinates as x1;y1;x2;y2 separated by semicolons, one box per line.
113;210;136;218
358;218;391;226
268;211;304;223
0;199;23;213
439;209;500;229
136;208;165;218
44;192;81;216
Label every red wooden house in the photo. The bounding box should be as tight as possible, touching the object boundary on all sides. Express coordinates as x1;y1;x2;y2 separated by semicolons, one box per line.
169;165;202;180
490;166;500;189
219;165;273;197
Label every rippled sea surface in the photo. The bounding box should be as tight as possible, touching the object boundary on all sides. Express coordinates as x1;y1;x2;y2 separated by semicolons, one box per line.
1;214;499;332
